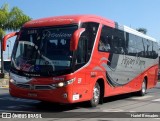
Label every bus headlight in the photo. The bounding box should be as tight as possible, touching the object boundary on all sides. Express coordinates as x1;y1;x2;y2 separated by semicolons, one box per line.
56;78;75;88
9;78;16;84
57;82;65;87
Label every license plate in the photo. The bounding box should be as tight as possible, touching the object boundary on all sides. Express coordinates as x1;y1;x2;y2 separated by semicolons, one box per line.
28;93;37;97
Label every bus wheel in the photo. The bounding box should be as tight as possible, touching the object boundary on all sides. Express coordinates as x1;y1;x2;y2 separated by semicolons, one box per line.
89;82;100;107
138;79;147;96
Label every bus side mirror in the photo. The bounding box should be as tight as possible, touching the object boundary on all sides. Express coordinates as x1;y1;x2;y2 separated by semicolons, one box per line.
3;32;19;51
70;28;85;51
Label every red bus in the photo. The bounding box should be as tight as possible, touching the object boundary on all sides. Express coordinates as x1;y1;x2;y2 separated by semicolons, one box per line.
3;15;159;107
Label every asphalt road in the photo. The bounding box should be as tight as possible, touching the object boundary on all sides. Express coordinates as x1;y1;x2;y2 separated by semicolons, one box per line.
0;83;160;121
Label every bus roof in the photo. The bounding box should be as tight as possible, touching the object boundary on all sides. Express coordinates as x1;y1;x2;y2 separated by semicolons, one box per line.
23;15;104;27
23;14;157;42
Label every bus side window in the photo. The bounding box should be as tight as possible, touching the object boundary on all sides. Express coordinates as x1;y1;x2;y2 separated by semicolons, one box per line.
135;36;144;57
148;40;153;58
113;29;126;54
98;25;113;52
98;36;111;52
128;34;137;56
143;39;148;58
153;42;158;59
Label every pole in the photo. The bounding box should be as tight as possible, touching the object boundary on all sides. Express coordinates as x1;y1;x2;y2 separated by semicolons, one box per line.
0;37;4;78
9;40;11;59
7;45;9;59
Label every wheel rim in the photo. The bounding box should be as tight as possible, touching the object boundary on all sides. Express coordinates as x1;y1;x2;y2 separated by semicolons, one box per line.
93;85;100;103
142;81;146;94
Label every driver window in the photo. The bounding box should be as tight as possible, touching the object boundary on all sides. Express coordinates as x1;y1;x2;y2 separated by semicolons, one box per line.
75;22;99;69
76;35;86;64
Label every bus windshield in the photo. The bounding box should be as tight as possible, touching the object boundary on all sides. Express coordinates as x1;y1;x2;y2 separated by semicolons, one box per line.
11;25;78;76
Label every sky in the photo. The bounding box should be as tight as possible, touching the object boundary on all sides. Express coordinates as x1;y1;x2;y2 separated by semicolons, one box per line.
0;0;160;59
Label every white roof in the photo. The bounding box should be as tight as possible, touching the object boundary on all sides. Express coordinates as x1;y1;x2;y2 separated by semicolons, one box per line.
123;25;157;42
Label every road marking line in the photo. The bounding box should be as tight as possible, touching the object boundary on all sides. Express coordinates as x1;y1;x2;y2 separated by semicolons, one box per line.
130;95;153;100
129;111;137;112
103;109;123;112
0;97;39;103
152;98;160;102
18;105;34;108
154;118;160;120
7;106;21;109
8;105;33;109
0;109;26;112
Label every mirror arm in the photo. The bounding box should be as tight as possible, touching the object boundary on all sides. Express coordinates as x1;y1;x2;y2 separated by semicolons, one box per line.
3;32;19;51
70;28;85;51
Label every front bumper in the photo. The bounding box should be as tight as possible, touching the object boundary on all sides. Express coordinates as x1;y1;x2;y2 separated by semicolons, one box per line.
9;82;74;104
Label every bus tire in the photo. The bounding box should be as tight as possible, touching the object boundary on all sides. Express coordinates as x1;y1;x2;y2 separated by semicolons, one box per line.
89;82;100;107
137;79;147;96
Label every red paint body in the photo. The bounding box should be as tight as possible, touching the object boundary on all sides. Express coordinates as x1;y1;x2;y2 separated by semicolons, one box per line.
8;15;158;104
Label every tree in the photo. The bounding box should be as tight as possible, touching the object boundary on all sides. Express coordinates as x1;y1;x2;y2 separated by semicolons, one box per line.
136;28;147;34
0;4;31;77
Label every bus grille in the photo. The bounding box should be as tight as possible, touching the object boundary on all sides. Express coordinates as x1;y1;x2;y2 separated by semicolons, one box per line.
16;84;56;90
16;84;30;89
34;85;56;90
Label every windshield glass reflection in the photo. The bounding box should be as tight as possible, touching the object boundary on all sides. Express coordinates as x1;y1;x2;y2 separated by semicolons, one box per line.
11;25;77;75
